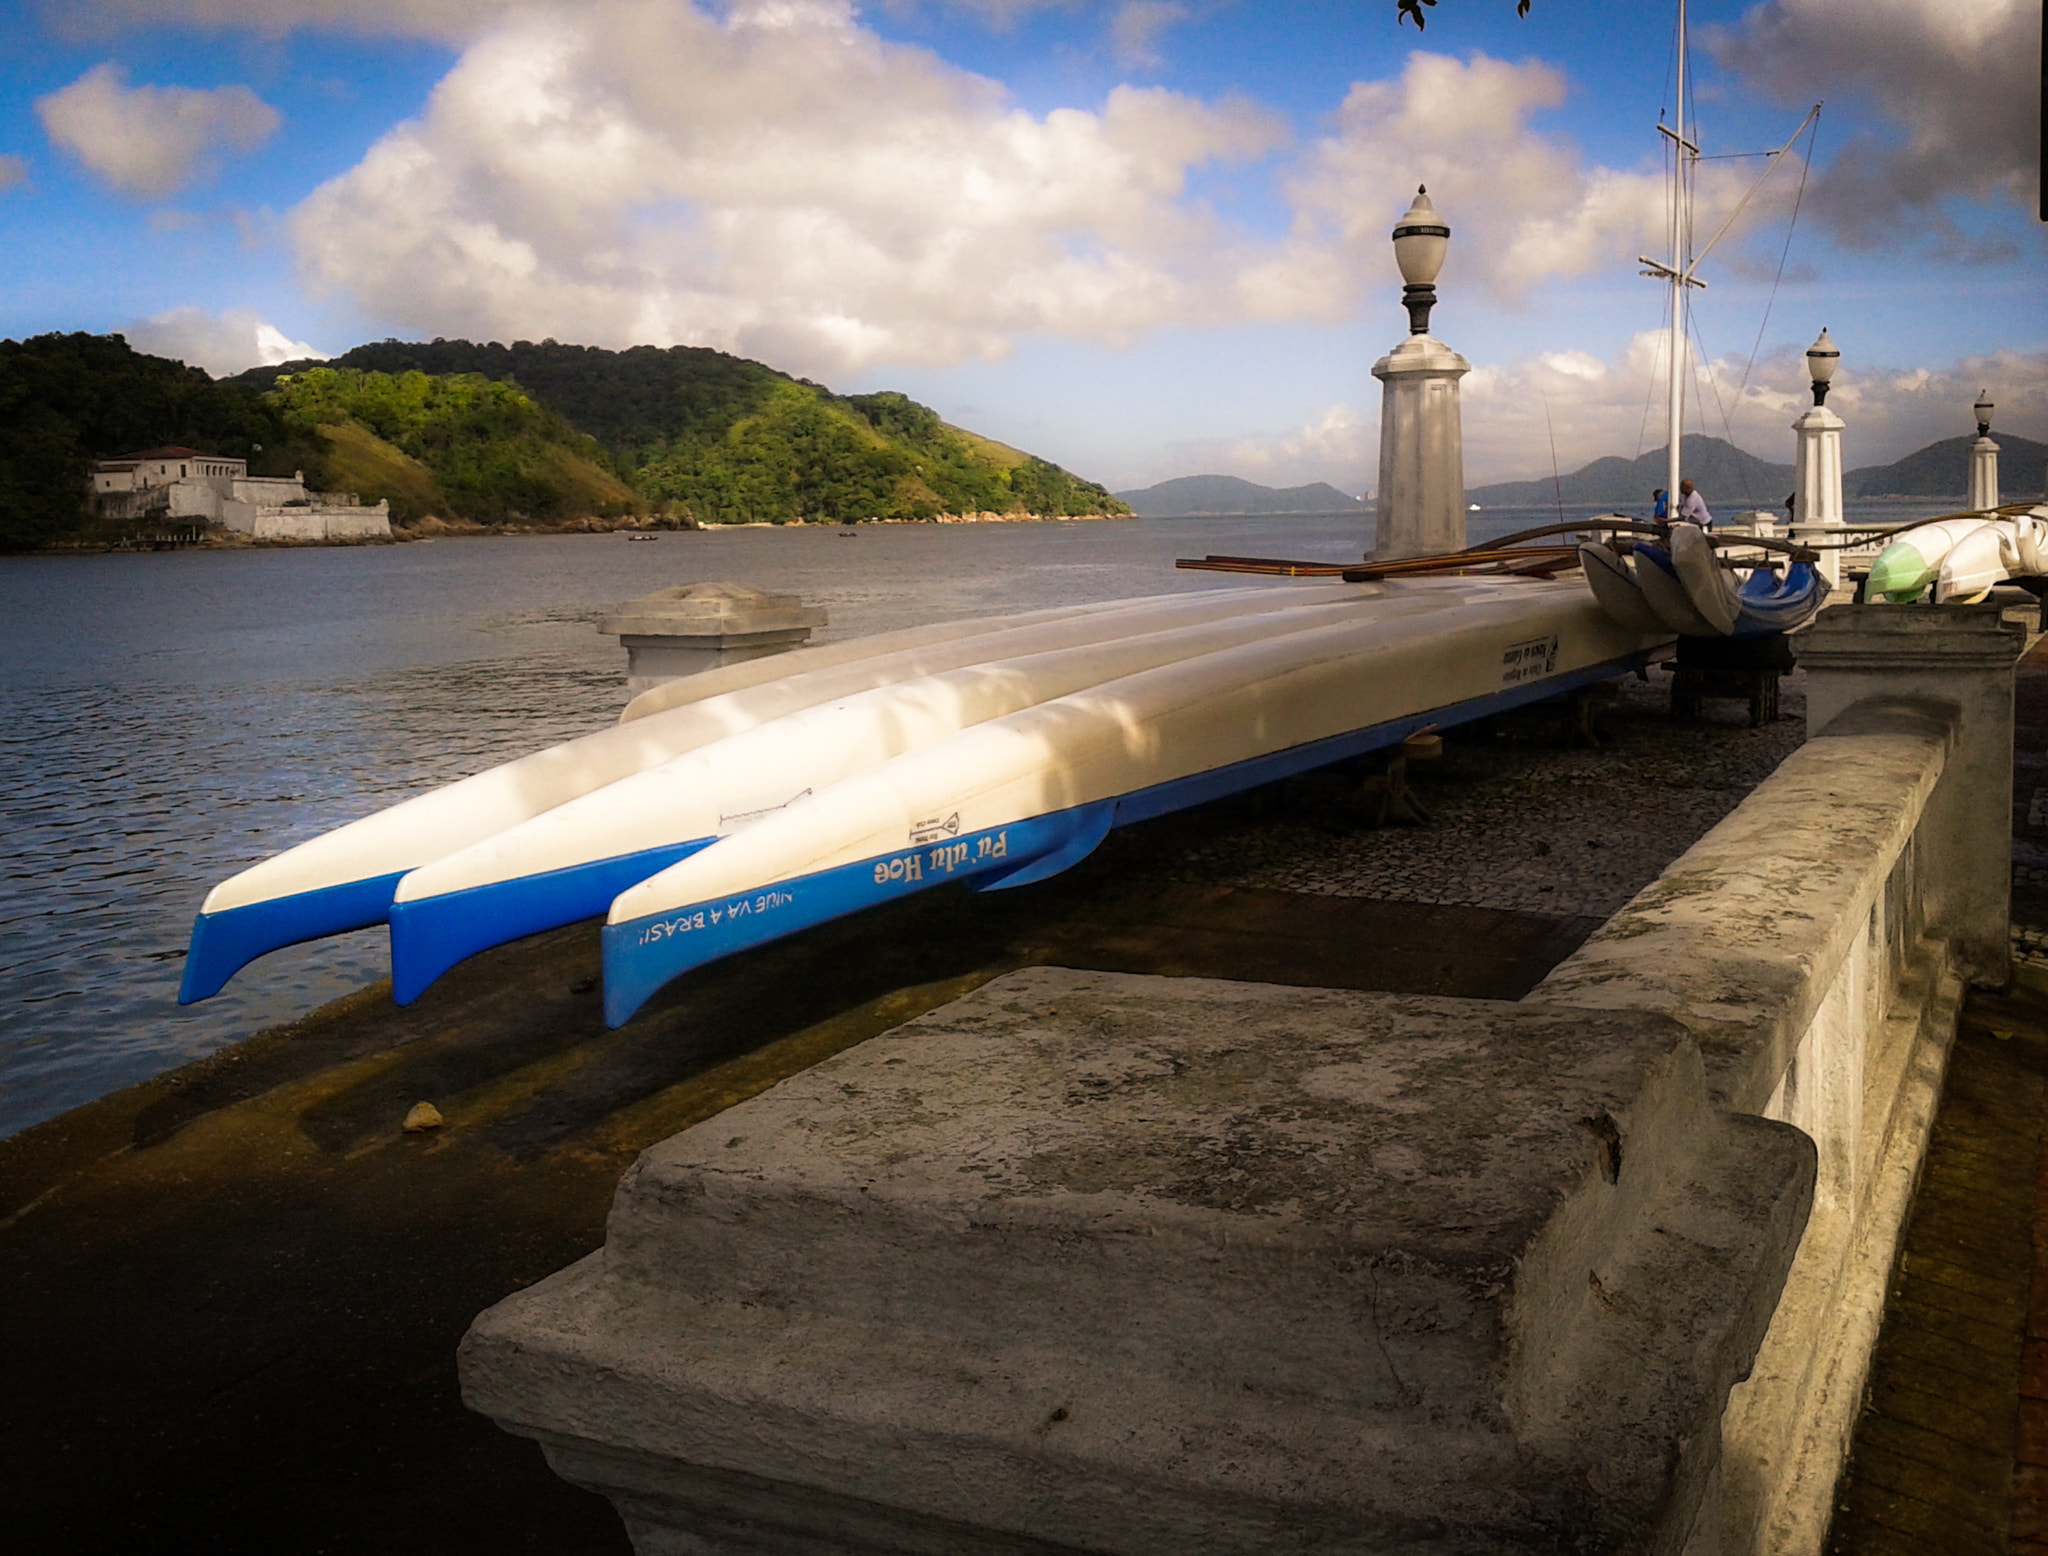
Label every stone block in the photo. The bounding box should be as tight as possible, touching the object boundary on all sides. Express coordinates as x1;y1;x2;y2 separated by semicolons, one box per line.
1371;334;1470;562
1801;605;2027;985
462;967;1814;1555
600;582;829;694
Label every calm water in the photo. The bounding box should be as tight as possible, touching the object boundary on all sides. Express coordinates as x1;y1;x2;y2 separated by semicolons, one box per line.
0;501;1962;1138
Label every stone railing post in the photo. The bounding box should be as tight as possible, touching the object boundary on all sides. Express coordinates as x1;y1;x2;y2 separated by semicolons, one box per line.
1371;338;1470;561
1787;404;1846;589
1969;434;2000;512
1799;604;2027;984
599;582;826;697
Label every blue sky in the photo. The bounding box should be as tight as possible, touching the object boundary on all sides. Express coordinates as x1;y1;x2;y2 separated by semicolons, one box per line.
0;0;2039;489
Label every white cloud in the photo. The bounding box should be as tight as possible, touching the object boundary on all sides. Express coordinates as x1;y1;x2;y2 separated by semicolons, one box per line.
1712;0;2041;249
43;0;512;43
1242;51;1789;322
1110;2;1188;67
1195;402;1374;490
1462;333;2048;488
123;307;329;376
287;0;1283;375
1151;338;2048;494
36;64;280;199
51;0;1093;41
287;6;1778;378
0;154;26;190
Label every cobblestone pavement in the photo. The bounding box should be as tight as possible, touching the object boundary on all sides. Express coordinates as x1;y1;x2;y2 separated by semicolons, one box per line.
1145;663;1810;922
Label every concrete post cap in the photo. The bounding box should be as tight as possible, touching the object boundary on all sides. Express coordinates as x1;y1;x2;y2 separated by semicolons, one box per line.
599;581;828;639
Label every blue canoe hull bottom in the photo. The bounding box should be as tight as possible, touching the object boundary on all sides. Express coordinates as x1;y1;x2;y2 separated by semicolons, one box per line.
599;649;1651;1026
385;837;716;1005
179;870;410;1005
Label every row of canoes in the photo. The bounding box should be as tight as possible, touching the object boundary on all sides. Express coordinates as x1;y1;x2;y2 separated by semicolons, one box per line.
182;576;1671;1026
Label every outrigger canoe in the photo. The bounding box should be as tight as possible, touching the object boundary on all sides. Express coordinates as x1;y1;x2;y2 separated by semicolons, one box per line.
1867;513;2048;605
1576;529;1829;638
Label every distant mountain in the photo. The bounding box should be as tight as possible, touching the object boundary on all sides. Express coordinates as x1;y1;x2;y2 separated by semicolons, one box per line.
1846;433;2047;498
1114;474;1363;517
1467;435;1794;511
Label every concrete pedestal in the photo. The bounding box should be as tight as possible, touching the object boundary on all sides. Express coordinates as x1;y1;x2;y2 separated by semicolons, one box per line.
600;582;827;696
1370;334;1470;561
1799;604;2028;984
462;967;1813;1555
1969;435;2000;511
1786;404;1845;589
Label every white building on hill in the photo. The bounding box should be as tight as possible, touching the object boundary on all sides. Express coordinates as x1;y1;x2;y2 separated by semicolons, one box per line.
91;446;390;541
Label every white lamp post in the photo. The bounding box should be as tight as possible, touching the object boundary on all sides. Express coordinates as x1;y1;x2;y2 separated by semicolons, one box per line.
1969;389;2000;512
1370;186;1470;561
1788;328;1846;587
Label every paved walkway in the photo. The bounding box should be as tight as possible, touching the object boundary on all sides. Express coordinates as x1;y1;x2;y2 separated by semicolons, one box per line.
1829;633;2048;1554
1825;987;2048;1554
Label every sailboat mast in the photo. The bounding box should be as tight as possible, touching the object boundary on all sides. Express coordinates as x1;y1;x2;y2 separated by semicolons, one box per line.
1666;0;1688;508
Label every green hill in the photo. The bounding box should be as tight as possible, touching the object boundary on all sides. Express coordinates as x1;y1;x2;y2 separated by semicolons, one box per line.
0;332;1128;550
1114;475;1363;516
1467;434;1795;510
244;338;1126;526
260;365;638;524
1846;433;2047;498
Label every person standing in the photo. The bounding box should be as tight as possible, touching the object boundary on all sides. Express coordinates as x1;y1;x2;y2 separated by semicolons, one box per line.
1652;487;1670;520
1676;478;1712;527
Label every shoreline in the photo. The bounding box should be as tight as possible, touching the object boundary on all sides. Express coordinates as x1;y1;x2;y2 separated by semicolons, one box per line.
12;508;1141;556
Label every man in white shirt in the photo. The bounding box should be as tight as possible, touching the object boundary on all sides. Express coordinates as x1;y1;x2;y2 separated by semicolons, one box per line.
1676;478;1712;527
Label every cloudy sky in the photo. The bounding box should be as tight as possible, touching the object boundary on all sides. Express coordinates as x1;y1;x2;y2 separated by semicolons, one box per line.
0;0;2039;489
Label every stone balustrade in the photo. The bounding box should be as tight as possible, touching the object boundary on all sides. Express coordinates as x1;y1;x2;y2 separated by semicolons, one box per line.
1530;602;2029;1552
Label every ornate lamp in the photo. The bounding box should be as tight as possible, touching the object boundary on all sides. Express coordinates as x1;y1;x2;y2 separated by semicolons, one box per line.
1392;186;1450;335
1805;328;1839;407
1975;390;1995;438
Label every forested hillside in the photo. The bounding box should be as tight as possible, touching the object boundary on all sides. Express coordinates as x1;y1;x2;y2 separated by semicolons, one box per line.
246;338;1125;526
262;367;637;524
1846;433;2046;498
0;332;1126;550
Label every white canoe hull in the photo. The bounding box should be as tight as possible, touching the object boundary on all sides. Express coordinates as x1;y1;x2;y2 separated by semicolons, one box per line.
381;584;1498;1001
601;582;1670;1024
180;583;1367;1001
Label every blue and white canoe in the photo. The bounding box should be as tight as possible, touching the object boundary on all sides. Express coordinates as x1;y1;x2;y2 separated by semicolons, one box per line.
1667;524;1831;636
179;584;1376;1003
382;583;1488;1002
599;579;1671;1025
1577;530;1829;638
